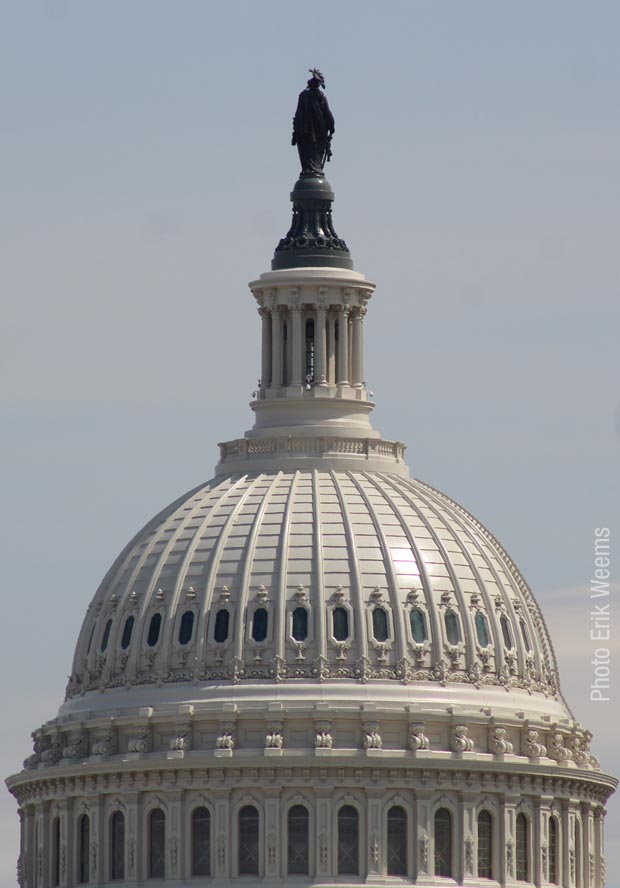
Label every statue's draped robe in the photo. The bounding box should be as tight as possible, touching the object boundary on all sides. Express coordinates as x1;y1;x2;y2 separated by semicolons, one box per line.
293;87;335;175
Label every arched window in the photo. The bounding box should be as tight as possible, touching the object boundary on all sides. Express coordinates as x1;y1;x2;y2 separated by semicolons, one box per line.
515;813;529;881
287;805;310;875
191;807;211;876
500;615;514;649
337;805;359;875
444;611;461;645
238;805;259;875
292;607;309;641
148;809;165;878
477;810;493;878
214;609;230;643
52;817;60;887
305;318;315;381
120;615;134;650
387;806;407;876
519;618;532;651
372;607;389;642
86;623;96;655
78;814;90;884
251;608;268;643
332;607;349;641
110;811;125;881
178;610;194;645
434;808;452;877
100;619;112;653
147;613;162;647
475;611;490;647
282;320;289;385
410;608;427;643
549;817;559;885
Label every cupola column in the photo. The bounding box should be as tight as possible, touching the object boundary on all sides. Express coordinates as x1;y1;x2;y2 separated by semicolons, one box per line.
351;306;365;387
271;307;283;387
336;305;350;385
290;287;305;386
315;302;328;385
259;307;272;388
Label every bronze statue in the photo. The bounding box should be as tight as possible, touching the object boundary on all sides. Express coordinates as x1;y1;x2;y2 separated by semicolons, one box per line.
292;68;335;176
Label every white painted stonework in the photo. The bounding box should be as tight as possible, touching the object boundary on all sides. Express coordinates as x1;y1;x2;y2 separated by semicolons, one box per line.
6;257;616;884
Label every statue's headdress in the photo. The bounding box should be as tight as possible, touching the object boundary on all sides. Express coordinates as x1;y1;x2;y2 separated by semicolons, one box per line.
309;68;325;86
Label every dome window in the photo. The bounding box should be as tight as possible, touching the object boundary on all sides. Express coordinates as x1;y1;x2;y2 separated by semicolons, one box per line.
516;813;529;881
110;811;125;881
147;613;162;648
100;619;113;653
251;607;268;643
305;318;315;381
120;616;135;650
78;814;90;884
332;606;349;641
444;611;461;645
372;607;389;642
475;611;491;647
410;608;427;643
238;805;260;875
434;808;453;877
519;618;532;652
86;623;96;655
214;609;230;643
292;607;308;642
178;610;195;646
287;805;309;875
337;805;359;875
387;805;407;875
148;809;166;878
477;810;493;878
500;615;514;649
549;816;559;885
192;807;211;876
52;816;60;887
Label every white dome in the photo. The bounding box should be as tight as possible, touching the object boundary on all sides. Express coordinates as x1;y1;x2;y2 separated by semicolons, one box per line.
64;468;563;714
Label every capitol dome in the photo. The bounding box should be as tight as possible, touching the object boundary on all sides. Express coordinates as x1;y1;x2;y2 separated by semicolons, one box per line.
7;75;615;888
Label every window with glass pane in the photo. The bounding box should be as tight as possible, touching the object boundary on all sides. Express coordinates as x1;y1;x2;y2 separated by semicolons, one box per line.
387;806;407;876
251;608;268;643
434;808;452;877
514;813;528;881
120;615;134;650
100;619;112;653
338;805;359;875
477;811;493;878
192;807;211;876
332;607;349;641
520;618;532;652
410;608;427;642
549;817;559;884
147;613;161;647
500;615;514;649
444;611;461;645
78;814;90;884
475;611;490;647
372;607;389;642
287;805;309;875
178;610;194;645
305;319;315;380
239;806;259;875
292;607;309;641
214;609;230;643
149;809;165;878
110;812;125;881
52;817;60;887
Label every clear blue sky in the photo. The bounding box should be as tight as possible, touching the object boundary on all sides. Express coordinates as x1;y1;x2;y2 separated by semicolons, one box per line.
1;2;619;884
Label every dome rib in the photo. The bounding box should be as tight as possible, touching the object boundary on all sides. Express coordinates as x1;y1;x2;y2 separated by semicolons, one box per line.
264;470;293;663
329;470;368;662
311;470;327;662
349;472;407;663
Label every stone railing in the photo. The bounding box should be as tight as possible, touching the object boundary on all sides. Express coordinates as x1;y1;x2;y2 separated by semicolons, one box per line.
218;435;407;468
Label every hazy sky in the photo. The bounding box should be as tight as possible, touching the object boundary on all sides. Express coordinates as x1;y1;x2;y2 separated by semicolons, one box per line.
1;1;619;884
